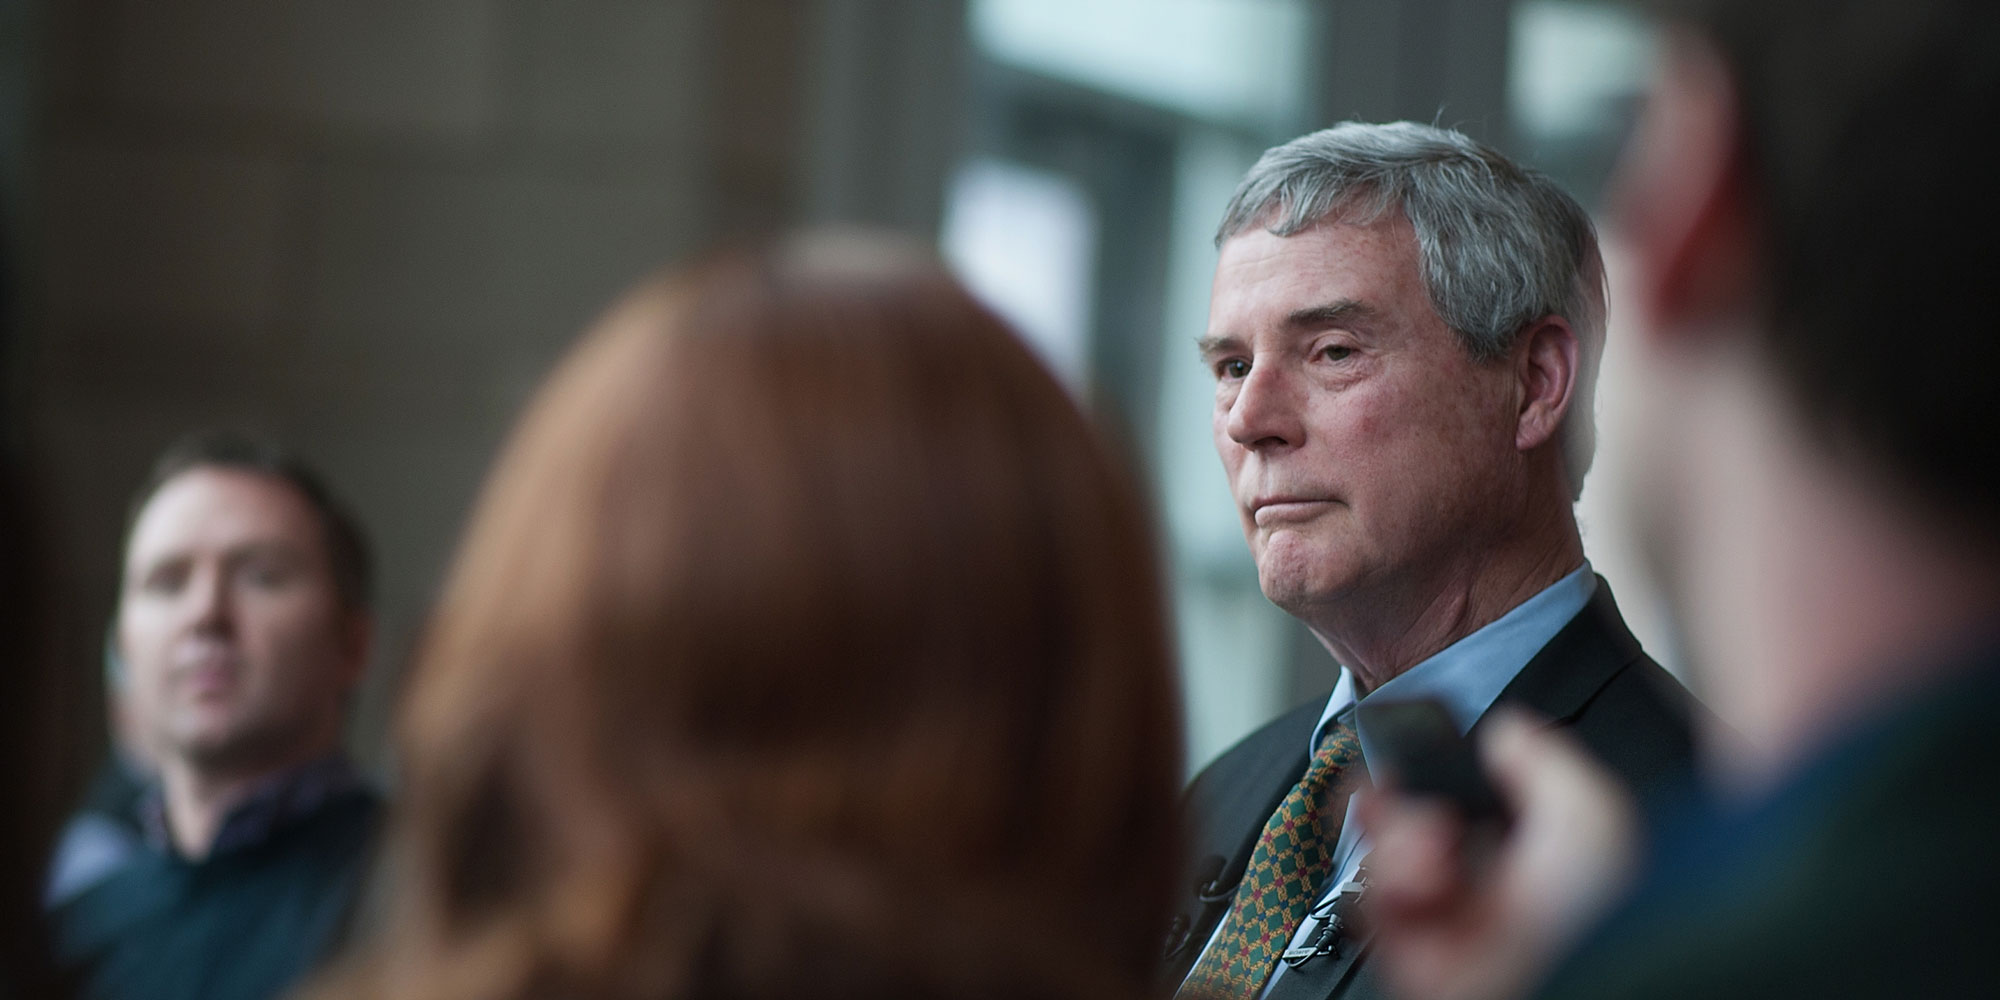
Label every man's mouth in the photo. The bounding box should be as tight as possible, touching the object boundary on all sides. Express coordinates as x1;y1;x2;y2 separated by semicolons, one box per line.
176;651;243;699
1250;496;1339;526
186;665;237;698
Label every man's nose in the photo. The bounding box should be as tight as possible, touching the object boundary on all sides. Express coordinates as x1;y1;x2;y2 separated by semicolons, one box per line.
187;566;234;636
1224;362;1304;451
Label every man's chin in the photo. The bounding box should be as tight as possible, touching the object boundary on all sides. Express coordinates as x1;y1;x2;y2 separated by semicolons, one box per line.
1254;534;1352;601
1256;564;1351;619
168;721;283;774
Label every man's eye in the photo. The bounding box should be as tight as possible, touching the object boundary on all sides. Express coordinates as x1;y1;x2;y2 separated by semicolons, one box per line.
243;563;296;589
1321;345;1354;362
142;568;186;595
1217;359;1250;379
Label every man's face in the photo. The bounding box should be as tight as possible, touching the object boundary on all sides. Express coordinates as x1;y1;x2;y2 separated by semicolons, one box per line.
117;467;362;774
1204;215;1526;617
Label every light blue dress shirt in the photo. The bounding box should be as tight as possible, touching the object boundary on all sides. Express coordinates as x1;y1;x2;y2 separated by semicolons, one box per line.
1189;563;1599;997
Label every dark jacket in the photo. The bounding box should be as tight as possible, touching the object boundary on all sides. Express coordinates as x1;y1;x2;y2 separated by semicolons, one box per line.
1532;646;2000;1000
1162;581;1708;1000
53;786;380;1000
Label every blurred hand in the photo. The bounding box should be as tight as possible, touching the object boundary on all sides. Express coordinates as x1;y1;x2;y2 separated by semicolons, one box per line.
1359;709;1639;1000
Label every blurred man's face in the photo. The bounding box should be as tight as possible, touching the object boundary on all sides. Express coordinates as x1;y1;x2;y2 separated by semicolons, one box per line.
1204;215;1524;617
117;467;361;775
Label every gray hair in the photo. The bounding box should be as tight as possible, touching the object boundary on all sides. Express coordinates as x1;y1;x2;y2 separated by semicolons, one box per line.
1216;122;1607;499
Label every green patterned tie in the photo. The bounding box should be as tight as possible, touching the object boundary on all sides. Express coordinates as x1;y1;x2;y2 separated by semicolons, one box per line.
1178;721;1364;999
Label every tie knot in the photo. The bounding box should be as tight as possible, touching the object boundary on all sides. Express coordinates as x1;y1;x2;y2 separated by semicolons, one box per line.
1301;721;1362;792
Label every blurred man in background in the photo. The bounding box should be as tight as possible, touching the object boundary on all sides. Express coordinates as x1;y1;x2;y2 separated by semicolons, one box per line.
1363;2;2000;998
53;434;382;1000
1164;122;1708;1000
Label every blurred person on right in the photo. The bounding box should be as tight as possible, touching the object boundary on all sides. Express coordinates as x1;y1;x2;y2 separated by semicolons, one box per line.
305;233;1184;1000
1361;1;2000;998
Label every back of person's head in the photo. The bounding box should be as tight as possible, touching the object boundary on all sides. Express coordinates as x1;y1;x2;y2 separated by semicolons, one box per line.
1647;0;2000;524
315;233;1182;1000
1217;121;1607;500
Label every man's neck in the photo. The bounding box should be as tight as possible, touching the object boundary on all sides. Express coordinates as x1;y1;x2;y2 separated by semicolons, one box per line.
160;762;260;859
1307;520;1586;696
159;743;334;859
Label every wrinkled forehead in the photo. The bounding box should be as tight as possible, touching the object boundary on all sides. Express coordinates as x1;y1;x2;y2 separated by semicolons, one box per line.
1209;215;1429;322
123;466;328;572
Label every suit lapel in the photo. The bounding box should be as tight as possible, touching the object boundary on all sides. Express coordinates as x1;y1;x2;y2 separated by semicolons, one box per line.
1482;576;1642;729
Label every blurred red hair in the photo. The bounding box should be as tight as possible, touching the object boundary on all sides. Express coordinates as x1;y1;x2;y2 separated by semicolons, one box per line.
312;233;1182;1000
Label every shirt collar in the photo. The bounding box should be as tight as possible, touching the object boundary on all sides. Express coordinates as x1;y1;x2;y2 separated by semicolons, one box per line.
141;754;363;860
1308;563;1598;765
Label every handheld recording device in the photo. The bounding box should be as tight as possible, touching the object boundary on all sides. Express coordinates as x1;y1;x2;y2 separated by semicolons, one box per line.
1355;697;1509;828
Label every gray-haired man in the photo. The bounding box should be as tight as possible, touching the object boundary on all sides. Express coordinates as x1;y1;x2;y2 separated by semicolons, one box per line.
1162;122;1709;1000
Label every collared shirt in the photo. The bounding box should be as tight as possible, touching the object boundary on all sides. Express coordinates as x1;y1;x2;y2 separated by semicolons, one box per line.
1191;563;1598;997
139;755;365;860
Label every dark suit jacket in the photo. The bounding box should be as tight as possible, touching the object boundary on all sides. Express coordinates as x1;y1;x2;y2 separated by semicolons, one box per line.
1531;646;2000;1000
1161;579;1707;1000
54;788;380;1000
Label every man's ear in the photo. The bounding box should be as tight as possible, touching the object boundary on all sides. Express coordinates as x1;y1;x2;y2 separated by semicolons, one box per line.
1515;315;1579;453
1610;33;1762;338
